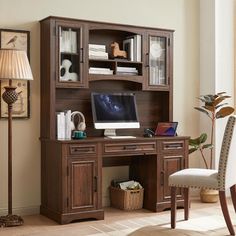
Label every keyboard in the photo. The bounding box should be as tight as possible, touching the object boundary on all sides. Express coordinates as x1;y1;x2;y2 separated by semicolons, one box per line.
107;136;137;139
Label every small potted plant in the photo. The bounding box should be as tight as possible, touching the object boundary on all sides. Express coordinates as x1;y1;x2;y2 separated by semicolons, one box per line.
189;92;234;202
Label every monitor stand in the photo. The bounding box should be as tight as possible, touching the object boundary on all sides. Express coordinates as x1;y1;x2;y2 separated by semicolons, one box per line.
104;129;116;137
104;129;136;139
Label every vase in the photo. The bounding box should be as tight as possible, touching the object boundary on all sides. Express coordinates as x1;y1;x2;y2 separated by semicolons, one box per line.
200;188;218;203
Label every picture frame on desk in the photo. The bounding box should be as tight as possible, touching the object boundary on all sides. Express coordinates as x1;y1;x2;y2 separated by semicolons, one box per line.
0;29;30;119
155;122;178;136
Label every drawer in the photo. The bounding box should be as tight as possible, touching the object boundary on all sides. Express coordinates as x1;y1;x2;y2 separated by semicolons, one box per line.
159;140;184;153
103;142;156;156
67;144;97;157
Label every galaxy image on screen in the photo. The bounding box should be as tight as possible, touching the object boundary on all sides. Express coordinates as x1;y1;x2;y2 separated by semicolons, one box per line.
93;93;138;122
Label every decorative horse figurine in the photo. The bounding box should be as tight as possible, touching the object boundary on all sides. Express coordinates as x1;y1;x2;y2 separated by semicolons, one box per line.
110;42;127;59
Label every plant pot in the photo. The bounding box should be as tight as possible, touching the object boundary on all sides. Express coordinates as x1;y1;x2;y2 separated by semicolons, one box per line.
200;189;218;203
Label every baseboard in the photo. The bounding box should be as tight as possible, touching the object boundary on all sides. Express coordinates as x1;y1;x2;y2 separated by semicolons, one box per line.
0;205;40;216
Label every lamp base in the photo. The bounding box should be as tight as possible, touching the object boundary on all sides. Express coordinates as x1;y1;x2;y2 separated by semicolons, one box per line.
0;214;23;227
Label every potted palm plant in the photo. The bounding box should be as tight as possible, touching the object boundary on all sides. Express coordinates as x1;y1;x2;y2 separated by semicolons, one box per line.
189;92;234;202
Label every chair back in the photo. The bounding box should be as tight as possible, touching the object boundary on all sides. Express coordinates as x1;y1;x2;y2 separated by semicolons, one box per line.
217;115;236;190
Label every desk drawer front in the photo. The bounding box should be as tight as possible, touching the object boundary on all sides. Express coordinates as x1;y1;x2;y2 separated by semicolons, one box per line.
68;144;97;156
160;141;184;153
103;142;156;156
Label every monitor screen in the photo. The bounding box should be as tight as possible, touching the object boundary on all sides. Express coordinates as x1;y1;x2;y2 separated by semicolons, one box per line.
91;92;140;130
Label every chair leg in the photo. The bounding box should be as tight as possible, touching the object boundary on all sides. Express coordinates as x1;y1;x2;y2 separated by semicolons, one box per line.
219;190;235;235
171;186;177;229
183;187;189;220
230;185;236;213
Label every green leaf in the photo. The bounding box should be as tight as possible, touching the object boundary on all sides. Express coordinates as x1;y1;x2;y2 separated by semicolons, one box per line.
216;107;234;119
189;138;199;146
202;144;213;149
189;147;198;154
189;133;207;146
199;133;207;143
194;107;209;116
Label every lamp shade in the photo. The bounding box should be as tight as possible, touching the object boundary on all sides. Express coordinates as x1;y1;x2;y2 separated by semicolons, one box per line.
0;49;33;80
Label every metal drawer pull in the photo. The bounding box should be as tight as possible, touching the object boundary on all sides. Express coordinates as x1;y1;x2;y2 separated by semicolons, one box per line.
161;170;165;186
94;176;98;192
165;144;183;149
123;145;137;150
73;147;92;153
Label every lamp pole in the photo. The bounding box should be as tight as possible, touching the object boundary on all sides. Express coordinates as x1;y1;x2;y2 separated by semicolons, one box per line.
0;80;23;226
0;49;33;227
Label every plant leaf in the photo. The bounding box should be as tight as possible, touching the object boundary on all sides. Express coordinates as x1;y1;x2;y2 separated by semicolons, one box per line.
215;103;228;110
203;105;214;112
217;92;226;96
199;133;207;144
189;147;198;154
194;107;209;116
189;138;199;146
202;144;213;149
216;107;234;119
203;95;214;103
197;97;207;103
213;96;231;106
189;133;207;146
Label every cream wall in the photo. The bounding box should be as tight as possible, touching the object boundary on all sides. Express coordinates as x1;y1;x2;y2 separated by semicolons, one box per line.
0;0;200;214
200;0;235;170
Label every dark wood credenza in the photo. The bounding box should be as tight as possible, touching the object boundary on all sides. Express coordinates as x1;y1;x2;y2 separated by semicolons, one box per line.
40;16;189;224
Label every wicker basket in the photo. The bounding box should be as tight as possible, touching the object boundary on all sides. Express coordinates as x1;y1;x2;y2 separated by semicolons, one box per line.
110;186;144;210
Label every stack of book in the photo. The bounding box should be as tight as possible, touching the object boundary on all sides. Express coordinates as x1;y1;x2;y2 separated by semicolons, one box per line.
149;66;166;85
89;44;108;60
57;110;72;139
89;67;113;75
60;28;77;53
123;35;141;62
117;66;138;76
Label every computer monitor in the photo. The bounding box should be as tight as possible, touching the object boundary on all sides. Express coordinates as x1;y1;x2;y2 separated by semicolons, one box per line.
91;92;140;137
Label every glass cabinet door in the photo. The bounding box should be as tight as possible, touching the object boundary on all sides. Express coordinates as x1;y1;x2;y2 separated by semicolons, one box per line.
148;35;168;88
56;22;86;87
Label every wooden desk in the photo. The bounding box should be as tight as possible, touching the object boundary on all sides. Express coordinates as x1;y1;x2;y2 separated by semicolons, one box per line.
40;136;189;224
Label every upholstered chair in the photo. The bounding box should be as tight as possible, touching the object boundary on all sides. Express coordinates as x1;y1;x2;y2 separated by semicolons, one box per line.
169;115;236;235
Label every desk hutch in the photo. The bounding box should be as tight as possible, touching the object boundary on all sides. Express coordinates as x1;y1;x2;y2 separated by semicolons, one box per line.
40;16;189;224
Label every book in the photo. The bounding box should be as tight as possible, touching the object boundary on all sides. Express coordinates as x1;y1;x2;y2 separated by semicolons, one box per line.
65;110;72;139
123;38;134;61
57;112;65;139
117;66;138;72
136;35;141;62
89;44;106;51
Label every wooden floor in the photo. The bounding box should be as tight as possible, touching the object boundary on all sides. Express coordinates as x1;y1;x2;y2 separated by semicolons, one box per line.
1;199;235;236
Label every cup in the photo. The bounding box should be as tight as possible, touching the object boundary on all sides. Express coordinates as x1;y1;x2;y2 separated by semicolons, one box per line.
73;131;86;139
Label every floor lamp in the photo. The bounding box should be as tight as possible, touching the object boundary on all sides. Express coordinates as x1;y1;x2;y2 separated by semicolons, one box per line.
0;49;33;227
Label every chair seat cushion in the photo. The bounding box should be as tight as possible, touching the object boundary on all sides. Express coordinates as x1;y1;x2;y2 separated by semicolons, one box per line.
169;168;219;189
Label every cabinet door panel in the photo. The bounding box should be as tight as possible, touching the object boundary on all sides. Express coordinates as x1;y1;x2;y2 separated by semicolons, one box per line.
68;158;97;212
144;30;172;91
161;154;184;201
55;20;87;88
